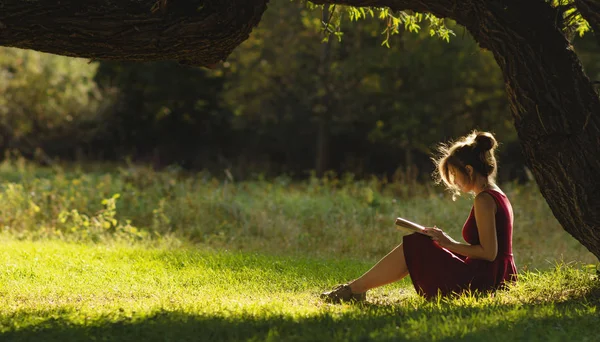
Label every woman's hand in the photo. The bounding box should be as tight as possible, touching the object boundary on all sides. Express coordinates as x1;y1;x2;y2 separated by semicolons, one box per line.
423;226;455;248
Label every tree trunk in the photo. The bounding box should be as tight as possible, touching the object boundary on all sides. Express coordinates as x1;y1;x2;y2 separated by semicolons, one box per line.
315;6;333;178
315;117;330;178
459;0;600;260
0;0;269;67
2;0;600;260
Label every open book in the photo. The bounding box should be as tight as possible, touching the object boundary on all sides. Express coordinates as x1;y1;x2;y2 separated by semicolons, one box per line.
394;217;427;235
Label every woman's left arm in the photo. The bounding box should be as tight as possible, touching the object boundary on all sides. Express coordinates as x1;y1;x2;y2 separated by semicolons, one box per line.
424;192;498;261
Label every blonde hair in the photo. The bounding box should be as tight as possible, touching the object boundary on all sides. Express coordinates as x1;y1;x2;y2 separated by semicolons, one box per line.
433;130;498;199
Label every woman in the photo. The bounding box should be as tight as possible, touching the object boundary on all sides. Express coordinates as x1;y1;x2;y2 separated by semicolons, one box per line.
321;130;517;302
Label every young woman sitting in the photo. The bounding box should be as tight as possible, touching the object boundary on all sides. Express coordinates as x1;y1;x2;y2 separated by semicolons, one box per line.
321;130;518;302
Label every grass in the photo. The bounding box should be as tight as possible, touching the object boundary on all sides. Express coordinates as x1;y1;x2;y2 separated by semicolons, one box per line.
0;159;595;269
0;239;598;341
0;159;599;340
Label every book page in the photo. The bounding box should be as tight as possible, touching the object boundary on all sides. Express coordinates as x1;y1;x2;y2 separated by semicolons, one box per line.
394;217;427;235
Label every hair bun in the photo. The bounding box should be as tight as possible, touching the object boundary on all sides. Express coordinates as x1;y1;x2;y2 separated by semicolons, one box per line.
474;132;497;152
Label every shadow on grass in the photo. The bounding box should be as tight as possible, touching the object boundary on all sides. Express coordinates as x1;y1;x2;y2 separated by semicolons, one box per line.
3;287;599;342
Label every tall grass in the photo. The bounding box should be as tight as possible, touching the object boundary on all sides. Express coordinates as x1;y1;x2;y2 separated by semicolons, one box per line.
0;157;595;269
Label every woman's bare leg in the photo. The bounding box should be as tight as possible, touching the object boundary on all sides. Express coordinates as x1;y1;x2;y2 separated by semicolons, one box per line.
348;243;409;293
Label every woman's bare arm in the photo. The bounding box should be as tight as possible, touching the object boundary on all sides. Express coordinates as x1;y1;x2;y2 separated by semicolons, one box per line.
424;192;498;261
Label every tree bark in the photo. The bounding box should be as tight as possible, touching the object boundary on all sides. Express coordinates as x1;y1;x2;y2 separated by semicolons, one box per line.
464;0;600;260
0;0;269;67
1;0;600;259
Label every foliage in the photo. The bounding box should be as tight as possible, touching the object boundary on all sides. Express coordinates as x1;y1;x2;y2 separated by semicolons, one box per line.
0;48;106;158
92;61;232;168
306;0;591;44
305;3;456;46
57;194;146;242
550;0;592;38
225;1;515;178
0;239;598;341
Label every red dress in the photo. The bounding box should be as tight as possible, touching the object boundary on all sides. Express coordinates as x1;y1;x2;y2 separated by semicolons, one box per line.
403;189;517;299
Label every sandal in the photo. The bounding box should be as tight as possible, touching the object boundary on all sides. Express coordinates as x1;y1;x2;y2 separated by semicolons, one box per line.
320;284;366;303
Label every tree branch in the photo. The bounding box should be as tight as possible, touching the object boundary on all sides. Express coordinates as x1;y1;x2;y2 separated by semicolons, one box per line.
0;0;269;67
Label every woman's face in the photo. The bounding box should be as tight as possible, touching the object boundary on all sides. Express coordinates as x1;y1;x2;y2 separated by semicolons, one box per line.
449;164;472;193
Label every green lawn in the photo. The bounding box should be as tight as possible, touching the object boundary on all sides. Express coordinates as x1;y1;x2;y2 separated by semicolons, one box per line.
1;239;598;341
0;161;598;340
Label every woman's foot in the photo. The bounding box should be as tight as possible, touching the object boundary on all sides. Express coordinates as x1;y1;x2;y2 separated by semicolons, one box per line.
320;284;366;303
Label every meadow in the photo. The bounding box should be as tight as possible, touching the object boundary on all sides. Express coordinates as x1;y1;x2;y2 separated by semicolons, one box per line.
0;157;598;341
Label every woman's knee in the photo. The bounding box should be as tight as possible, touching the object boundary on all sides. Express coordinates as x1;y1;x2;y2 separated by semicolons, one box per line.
403;232;430;244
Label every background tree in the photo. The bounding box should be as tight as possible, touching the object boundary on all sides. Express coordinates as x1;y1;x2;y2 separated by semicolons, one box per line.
223;2;517;179
0;47;104;161
93;61;233;168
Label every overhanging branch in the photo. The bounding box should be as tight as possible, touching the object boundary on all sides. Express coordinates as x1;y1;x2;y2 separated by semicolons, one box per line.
0;0;472;66
0;0;269;67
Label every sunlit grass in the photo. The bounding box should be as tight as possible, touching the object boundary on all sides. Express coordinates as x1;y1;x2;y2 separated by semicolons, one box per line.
0;157;598;340
0;239;598;341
